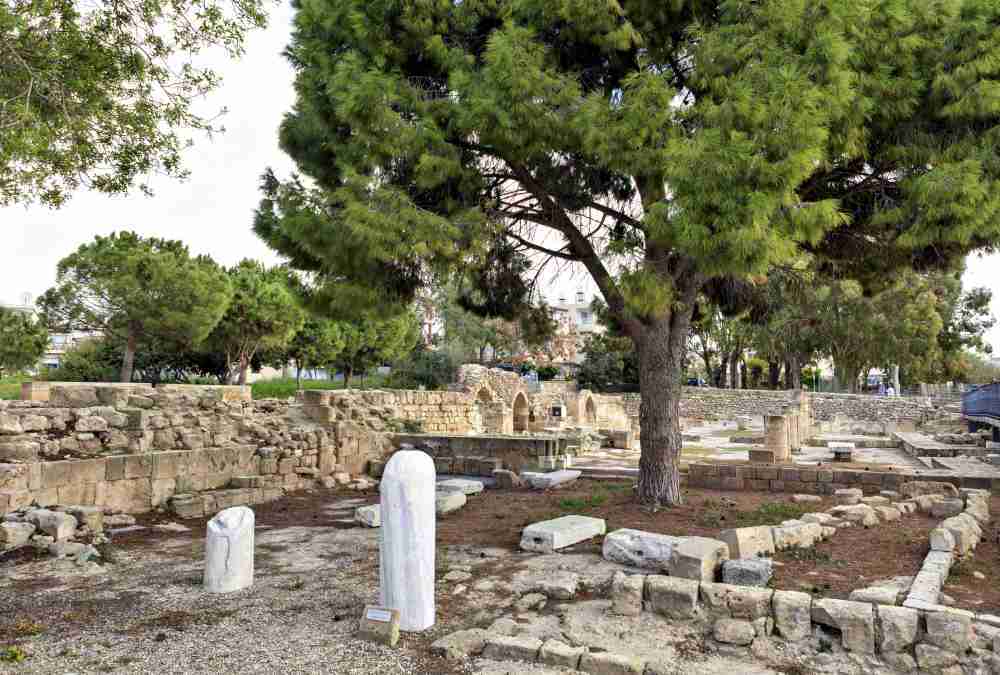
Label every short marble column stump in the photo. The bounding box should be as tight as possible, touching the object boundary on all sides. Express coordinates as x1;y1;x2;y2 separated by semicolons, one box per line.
380;450;436;631
204;506;255;593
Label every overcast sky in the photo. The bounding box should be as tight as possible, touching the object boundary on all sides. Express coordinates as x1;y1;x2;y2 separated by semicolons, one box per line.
2;2;998;352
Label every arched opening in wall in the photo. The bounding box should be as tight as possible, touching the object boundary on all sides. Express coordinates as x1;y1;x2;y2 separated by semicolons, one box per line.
585;396;598;427
513;392;529;432
474;387;494;433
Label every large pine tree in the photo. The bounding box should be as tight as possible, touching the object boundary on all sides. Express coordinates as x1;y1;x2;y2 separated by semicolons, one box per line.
256;0;1000;505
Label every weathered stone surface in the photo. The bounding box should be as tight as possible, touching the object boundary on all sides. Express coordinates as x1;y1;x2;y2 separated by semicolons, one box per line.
930;527;956;552
721;558;773;587
900;481;959;499
436;478;484;495
834;488;863;505
64;506;103;533
772;590;812;642
481;635;542;662
925;609;974;653
602;528;678;570
719;525;775;559
931;498;965;519
771;522;822;550
203;506;254;593
357;606;400;647
860;495;889;506
522;469;581;489
668;536;729;582
811;598;876;654
609;571;644;616
75;415;109;432
534;572;579;600
435;490;466;514
26;509;77;540
578;650;644;675
849;586;898;606
520;515;606;553
713;618;756;646
0;413;24;435
829;504;878;527
915;643;960;670
791;494;822;504
646;575;700;619
873;506;901;522
380;450;436;632
355;504;381;527
801;512;838;526
700;583;773;620
940;513;982;555
430;629;489;659
0;521;35;547
0;440;40;462
877;605;919;653
538;640;585;669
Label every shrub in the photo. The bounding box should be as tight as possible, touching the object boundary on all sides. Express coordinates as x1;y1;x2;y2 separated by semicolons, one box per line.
386;347;457;390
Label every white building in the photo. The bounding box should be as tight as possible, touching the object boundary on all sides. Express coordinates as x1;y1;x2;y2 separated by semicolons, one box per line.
549;290;603;335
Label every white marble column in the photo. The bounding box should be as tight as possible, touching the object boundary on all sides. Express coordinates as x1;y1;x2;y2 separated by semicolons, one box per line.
204;506;255;593
379;450;436;631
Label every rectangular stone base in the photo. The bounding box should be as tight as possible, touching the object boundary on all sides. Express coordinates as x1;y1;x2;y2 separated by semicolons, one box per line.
520;515;606;553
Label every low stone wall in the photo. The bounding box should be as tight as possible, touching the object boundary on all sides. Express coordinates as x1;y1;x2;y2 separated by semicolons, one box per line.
0;384;394;517
21;381;250;403
686;462;1000;495
300;389;478;434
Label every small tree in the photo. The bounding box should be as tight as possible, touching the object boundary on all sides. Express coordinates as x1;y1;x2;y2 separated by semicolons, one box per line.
210;261;305;384
38;232;232;383
0;308;48;376
263;316;345;388
330;313;420;388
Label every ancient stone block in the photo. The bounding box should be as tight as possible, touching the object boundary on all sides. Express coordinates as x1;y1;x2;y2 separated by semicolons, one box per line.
578;650;644;674
609;571;644;617
646;575;700;619
772;590;812;641
481;635;542;662
538;640;585;669
924;609;974;653
719;525;775;559
520;515;606;553
603;528;678;570
811;598;875;654
877;605;918;654
713;618;755;646
668;536;728;582
721;558;773;587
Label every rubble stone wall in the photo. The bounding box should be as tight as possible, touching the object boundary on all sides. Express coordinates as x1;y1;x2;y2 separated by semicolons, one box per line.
0;384;393;516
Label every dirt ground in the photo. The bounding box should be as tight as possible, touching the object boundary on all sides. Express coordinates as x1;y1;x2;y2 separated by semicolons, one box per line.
0;483;996;673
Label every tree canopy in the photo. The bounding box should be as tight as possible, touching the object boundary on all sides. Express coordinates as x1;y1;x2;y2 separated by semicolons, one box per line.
259;0;1000;505
38;232;233;383
0;308;48;375
1;0;269;207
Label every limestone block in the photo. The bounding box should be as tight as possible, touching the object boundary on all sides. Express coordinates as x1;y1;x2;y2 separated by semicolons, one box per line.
492;469;523;489
481;635;542;662
75;416;109;433
538;640;586;669
722;558;773;587
900;480;959;499
719;525;775;559
203;506;255;593
64;506;103;533
0;414;23;435
925;609;974;653
931;498;965;519
520;515;606;553
436;478;484;495
873;506;902;522
771;522;822;550
356;504;381;527
941;514;982;554
713;618;755;646
646;575;700;619
579;650;645;674
930;528;956;552
877;605;919;654
801;512;838;526
668;536;729;582
534;572;579;600
435;490;466;514
849;586;899;606
609;571;644;617
772;590;812;642
18;415;48;432
171;494;205;519
834;488;863;505
357;606;400;647
860;496;889;506
699;583;773;620
602;528;679;570
915;643;960;670
829;504;878;527
0;521;35;548
380;450;436;632
811;598;876;654
429;629;490;659
0;440;40;462
791;494;822;504
522;469;581;489
26;509;77;540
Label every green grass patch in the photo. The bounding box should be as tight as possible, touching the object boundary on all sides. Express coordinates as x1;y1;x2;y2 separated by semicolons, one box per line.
697;501;812;529
559;491;609;511
250;374;390;400
0;375;29;400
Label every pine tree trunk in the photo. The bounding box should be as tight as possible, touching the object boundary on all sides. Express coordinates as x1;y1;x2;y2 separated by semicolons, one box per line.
729;352;740;389
119;329;137;383
769;361;781;389
344;366;353;389
238;355;249;386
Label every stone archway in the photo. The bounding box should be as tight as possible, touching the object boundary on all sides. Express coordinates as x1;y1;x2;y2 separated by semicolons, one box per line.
512;392;530;433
